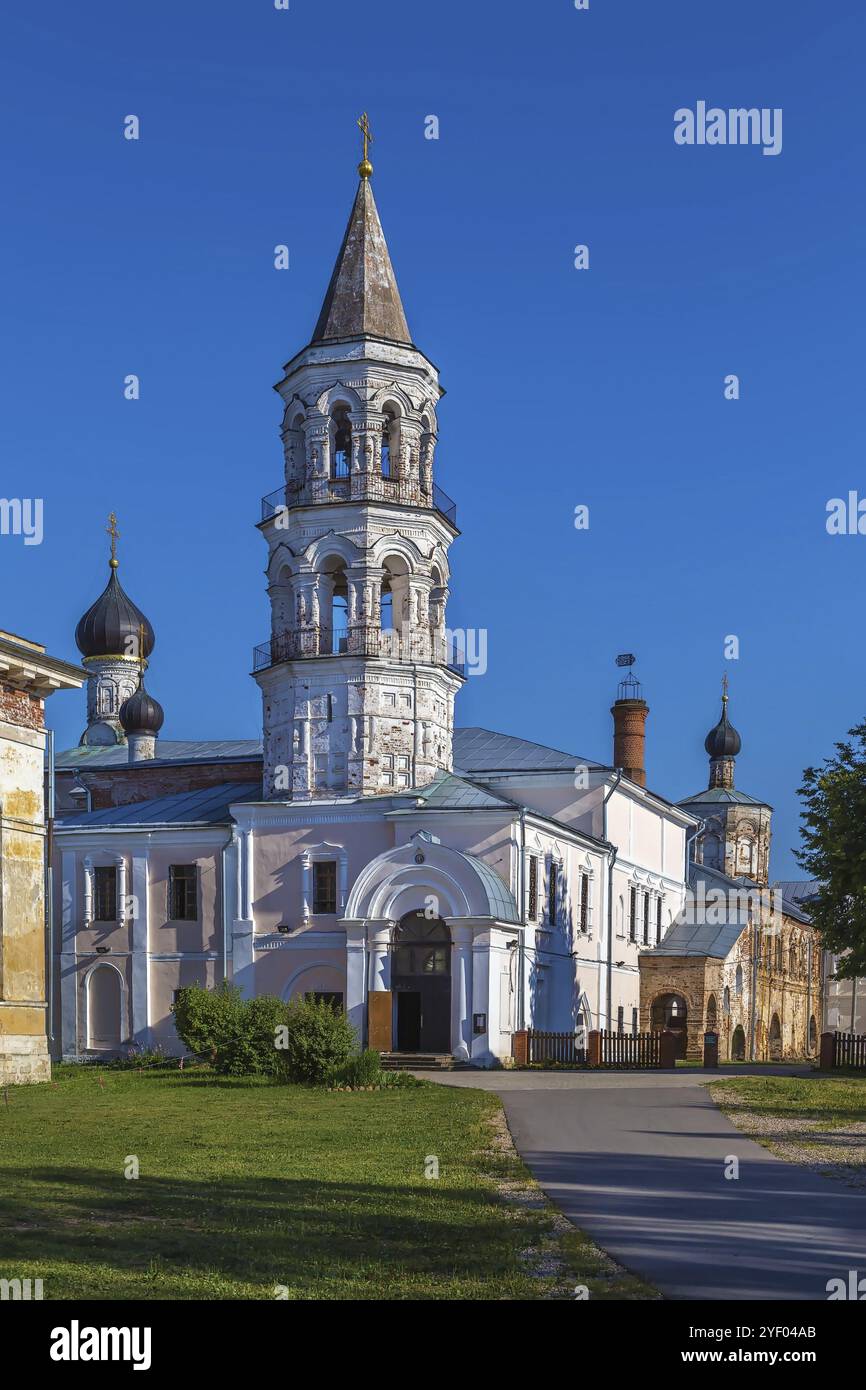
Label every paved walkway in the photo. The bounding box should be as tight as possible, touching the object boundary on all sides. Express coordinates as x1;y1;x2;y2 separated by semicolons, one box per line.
424;1067;866;1300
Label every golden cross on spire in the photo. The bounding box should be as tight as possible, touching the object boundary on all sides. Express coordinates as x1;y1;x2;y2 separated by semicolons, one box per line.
722;672;729;703
107;512;120;569
357;112;374;178
137;621;147;678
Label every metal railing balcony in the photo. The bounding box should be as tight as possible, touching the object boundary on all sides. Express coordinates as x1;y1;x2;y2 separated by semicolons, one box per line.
253;625;466;679
260;475;457;528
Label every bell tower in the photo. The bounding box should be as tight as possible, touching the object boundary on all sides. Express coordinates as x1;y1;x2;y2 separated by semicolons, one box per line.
254;122;463;800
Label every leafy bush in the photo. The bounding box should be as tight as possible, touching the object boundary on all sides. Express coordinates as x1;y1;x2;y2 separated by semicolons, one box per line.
221;994;292;1077
277;996;358;1084
172;984;291;1076
172;983;244;1068
329;1048;384;1088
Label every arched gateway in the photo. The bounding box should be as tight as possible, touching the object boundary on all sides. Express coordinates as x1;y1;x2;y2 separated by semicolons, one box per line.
392;913;451;1053
343;831;521;1062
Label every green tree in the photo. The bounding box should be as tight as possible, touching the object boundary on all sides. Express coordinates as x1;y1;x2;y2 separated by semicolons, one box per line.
797;719;866;978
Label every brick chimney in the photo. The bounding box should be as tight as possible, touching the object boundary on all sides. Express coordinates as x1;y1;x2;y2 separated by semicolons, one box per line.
611;673;649;787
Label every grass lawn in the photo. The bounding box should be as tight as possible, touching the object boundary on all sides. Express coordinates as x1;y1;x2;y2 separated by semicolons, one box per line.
709;1072;866;1125
0;1065;654;1300
709;1072;866;1186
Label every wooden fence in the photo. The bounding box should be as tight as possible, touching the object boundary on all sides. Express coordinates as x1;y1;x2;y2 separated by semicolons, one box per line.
594;1028;663;1069
512;1028;677;1069
520;1028;587;1066
821;1030;866;1070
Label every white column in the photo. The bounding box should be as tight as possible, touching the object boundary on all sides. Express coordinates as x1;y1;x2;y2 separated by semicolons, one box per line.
83;856;93;925
116;854;128;925
233;826;256;999
471;930;491;1065
130;853;149;1046
345;923;367;1046
368;922;392;992
450;925;472;1062
60;850;78;1058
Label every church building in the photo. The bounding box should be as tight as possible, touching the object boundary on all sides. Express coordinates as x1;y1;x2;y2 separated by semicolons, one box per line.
49;136;819;1067
639;690;822;1061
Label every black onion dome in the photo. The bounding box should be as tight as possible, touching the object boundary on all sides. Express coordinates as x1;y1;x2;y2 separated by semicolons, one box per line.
75;567;155;661
704;698;742;759
119;682;164;737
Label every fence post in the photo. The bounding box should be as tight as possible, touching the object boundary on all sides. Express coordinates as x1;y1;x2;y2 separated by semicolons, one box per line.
587;1029;602;1067
703;1031;719;1069
818;1031;835;1071
659;1029;677;1069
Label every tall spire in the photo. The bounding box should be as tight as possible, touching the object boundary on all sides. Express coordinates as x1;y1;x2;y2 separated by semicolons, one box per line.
311;127;411;346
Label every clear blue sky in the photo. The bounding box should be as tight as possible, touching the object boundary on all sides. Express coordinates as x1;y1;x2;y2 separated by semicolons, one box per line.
2;1;864;876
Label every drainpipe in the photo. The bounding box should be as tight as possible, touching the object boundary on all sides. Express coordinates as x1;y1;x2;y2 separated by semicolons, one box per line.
518;808;527;1029
45;729;55;1051
603;770;623;1032
684;818;705;886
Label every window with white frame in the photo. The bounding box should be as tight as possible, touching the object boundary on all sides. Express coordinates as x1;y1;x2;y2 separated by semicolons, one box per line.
527;855;538;922
94;866;117;922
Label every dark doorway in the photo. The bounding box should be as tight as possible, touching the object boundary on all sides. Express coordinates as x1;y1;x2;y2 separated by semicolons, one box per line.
651;992;689;1059
391;913;451;1053
396;991;422;1051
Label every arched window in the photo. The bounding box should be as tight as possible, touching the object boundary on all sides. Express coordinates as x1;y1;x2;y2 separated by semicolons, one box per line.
706;994;718;1030
774;937;783;972
379;554;410;642
380;579;393;631
808;1015;817;1053
702;832;721;869
788;943;797;976
381;411;396;478
769;1013;782;1060
731;1024;746;1061
723;985;731;1016
319;556;348;654
735;964;743;996
331;407;352;479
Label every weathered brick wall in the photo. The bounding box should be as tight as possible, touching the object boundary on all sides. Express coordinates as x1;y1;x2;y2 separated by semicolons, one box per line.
640;912;823;1063
0;681;43;731
55;757;263;812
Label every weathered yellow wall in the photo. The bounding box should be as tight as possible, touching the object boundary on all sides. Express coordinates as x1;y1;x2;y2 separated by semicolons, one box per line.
0;711;50;1083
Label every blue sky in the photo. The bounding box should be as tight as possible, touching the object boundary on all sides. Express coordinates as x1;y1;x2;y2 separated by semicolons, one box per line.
2;0;864;875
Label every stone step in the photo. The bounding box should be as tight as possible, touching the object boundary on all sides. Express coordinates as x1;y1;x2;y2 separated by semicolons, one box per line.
380;1052;464;1071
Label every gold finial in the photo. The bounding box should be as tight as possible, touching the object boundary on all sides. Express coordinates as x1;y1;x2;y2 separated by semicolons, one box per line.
107;512;120;569
137;621;147;679
357;111;373;178
722;672;729;705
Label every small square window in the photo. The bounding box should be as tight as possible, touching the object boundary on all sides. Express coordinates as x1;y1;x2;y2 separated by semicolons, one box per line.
169;865;197;921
